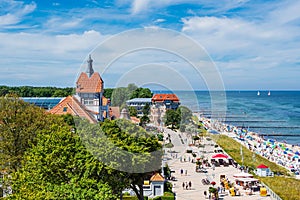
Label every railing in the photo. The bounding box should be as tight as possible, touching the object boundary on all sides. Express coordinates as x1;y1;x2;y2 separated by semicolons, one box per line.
260;182;282;200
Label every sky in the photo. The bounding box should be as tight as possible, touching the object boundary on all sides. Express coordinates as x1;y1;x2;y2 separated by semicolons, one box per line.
0;0;300;90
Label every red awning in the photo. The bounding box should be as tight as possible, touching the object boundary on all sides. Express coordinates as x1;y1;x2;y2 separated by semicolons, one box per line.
257;164;268;169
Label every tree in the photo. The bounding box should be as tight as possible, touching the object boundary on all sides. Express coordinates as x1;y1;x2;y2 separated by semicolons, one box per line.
128;106;138;117
142;103;150;116
0;95;59;173
164;109;181;130
86;119;162;200
104;88;114;99
177;106;192;124
139;115;150;127
111;87;128;107
11;122;118;199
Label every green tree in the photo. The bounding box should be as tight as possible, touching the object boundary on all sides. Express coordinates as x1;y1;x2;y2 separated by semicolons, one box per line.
111;87;128;107
11;123;118;200
0;95;59;173
142;103;150;116
177;106;192;124
139;115;150;127
90;119;162;200
104;88;114;99
164;109;181;130
128;106;138;117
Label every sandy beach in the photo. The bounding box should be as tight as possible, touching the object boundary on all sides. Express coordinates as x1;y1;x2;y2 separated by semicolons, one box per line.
199;116;300;178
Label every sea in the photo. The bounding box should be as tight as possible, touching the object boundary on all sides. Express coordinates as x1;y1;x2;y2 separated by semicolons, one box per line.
153;91;300;145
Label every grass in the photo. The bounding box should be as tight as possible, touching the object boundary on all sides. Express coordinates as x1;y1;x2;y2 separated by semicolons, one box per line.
210;134;300;200
260;176;300;200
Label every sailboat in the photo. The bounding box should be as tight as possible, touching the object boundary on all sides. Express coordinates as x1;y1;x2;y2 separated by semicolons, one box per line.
268;91;271;96
257;91;260;96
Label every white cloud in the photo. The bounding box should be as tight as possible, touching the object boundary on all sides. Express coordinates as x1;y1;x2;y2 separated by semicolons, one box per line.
131;0;151;14
130;0;249;15
0;0;36;27
0;30;107;86
181;12;300;89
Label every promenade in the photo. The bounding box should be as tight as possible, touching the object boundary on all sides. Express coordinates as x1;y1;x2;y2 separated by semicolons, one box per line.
163;128;272;200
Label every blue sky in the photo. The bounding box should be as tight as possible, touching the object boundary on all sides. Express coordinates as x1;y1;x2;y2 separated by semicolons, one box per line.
0;0;300;90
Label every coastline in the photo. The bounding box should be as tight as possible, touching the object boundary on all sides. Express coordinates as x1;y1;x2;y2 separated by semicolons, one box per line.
196;114;300;177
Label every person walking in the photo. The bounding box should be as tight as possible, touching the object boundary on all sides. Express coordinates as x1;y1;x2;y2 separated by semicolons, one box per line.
182;182;185;190
185;169;187;176
185;182;188;190
188;181;192;189
180;168;183;176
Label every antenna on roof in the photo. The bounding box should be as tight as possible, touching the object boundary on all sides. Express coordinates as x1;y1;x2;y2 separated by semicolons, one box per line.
86;54;94;78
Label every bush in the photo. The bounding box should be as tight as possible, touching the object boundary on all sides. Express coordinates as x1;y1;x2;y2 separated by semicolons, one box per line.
164;143;174;148
157;133;164;141
164;181;173;192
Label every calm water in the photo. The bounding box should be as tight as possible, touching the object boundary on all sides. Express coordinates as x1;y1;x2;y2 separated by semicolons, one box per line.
154;91;300;145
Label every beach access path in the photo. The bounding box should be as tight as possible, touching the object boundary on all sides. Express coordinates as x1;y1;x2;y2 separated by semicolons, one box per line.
163;128;272;200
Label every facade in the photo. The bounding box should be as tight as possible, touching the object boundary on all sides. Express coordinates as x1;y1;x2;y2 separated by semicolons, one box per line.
255;164;273;177
150;94;180;126
126;98;152;116
151;94;180;110
143;173;165;197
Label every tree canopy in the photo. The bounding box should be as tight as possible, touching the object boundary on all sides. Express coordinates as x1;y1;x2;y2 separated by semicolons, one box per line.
164;109;181;130
0;95;61;173
0;86;74;97
11;123;118;200
110;84;153;107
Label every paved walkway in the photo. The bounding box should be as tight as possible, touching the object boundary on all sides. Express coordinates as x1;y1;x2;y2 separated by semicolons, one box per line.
163;129;272;200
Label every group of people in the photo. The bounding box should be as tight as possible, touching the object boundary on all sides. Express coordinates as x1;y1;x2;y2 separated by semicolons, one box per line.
182;181;192;190
180;168;188;176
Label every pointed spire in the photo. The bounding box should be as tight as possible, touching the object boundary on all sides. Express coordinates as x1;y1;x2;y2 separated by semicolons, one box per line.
86;54;94;78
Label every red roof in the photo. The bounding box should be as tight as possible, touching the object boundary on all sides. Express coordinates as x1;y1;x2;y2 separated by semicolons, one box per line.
76;72;103;93
152;94;179;102
49;96;97;123
257;164;269;169
150;173;164;182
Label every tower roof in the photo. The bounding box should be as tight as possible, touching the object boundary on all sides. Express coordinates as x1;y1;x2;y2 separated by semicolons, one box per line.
76;72;103;93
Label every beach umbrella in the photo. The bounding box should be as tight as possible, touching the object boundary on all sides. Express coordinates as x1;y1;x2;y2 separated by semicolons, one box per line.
293;155;299;159
211;181;216;186
212;153;228;159
284;151;287;154
295;151;300;155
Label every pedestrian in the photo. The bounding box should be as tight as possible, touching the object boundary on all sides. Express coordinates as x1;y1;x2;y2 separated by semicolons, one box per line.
185;182;188;190
188;181;192;189
212;164;215;171
185;169;187;176
182;182;185;190
180;168;183;175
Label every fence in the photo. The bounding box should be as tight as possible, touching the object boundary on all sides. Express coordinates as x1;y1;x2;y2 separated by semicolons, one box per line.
260;182;282;200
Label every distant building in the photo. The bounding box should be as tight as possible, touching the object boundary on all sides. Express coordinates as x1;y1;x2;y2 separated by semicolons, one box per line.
126;98;152;116
151;94;180;110
150;94;180;126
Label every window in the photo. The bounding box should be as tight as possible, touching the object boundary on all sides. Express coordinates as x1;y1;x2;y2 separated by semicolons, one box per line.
63;107;68;112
